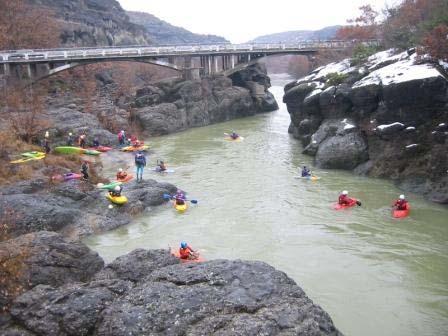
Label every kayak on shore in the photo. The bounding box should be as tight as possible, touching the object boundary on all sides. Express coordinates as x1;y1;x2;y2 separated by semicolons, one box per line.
106;193;128;205
52;172;82;181
120;145;149;152
10;151;46;163
88;146;112;152
54;146;85;154
97;181;123;190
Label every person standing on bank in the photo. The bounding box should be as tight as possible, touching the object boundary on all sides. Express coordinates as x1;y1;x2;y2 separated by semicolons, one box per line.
135;150;146;182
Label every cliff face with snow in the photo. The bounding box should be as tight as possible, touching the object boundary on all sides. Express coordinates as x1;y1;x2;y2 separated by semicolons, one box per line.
284;49;448;203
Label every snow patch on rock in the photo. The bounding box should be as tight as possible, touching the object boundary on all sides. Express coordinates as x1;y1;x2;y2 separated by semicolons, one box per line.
406;144;418;149
377;122;404;130
406;126;416;130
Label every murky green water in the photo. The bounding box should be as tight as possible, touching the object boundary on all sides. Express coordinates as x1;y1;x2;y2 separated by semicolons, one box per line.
84;74;448;336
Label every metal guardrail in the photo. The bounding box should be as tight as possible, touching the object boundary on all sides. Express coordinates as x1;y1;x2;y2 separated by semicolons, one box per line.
0;40;381;63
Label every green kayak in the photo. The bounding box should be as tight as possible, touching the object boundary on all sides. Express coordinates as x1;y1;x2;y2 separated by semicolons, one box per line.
83;149;101;156
97;181;122;190
54;146;85;154
21;151;45;158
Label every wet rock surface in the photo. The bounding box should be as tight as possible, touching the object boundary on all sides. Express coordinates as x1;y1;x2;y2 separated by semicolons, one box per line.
285;49;448;203
3;248;342;336
0;178;176;239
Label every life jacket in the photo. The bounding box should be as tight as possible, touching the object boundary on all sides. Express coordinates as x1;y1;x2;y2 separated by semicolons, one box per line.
179;246;192;259
135;154;145;165
395;199;407;210
338;195;350;205
117;172;127;179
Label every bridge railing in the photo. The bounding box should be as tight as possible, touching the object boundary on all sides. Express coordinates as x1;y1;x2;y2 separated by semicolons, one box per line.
0;40;382;62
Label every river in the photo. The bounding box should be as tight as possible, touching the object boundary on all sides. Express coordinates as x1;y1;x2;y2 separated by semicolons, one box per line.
84;73;448;336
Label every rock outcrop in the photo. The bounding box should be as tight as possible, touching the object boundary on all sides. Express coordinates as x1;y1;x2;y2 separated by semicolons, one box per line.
29;0;152;46
285;48;448;203
0;178;176;239
133;63;278;136
2;244;342;336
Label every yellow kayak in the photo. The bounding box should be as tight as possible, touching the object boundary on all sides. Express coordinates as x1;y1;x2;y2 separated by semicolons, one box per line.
106;193;128;205
10;155;46;164
225;136;244;142
120;145;149;152
174;201;187;212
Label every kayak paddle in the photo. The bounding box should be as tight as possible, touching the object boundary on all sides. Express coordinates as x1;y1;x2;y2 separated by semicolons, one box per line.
163;194;198;204
356;200;362;206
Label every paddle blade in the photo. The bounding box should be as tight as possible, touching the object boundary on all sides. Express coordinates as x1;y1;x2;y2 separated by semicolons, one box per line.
163;194;172;199
190;199;198;204
356;201;362;206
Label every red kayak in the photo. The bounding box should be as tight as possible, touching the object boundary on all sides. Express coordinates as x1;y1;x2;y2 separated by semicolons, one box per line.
171;248;205;263
333;198;358;210
393;204;410;218
88;146;112;152
116;174;133;183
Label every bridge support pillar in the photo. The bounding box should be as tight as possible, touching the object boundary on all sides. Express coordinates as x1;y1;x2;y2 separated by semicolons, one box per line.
231;55;235;68
214;56;218;74
26;64;38;80
208;56;212;75
3;63;10;76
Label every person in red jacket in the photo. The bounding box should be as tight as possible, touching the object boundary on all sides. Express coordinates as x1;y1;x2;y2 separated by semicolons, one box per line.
179;242;198;260
338;190;352;205
393;195;408;210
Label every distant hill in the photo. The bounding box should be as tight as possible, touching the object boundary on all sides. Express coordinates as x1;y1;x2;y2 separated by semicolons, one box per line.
250;26;341;43
127;11;228;45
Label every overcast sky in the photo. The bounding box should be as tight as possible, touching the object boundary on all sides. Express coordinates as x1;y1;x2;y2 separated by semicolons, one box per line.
119;0;398;43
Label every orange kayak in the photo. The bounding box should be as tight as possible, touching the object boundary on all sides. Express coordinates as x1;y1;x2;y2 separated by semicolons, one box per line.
170;248;205;263
116;174;133;183
393;204;410;218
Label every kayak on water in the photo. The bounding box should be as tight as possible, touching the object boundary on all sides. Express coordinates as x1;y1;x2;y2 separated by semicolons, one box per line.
295;175;320;181
106;193;128;205
224;136;244;142
82;149;101;156
173;200;187;213
333;198;358;210
393;204;410;218
152;167;175;173
120;145;149;152
87;146;112;152
170;248;205;263
21;151;45;158
97;181;123;190
116;174;133;183
54;146;85;154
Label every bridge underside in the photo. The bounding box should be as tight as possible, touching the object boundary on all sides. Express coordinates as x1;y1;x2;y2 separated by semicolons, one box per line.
0;50;317;85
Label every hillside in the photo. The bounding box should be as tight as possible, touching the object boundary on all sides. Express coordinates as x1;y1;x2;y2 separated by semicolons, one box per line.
127;11;228;45
28;0;152;46
250;25;340;43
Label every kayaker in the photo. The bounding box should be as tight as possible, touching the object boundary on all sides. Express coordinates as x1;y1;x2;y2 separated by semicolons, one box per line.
393;194;408;210
92;138;100;147
301;166;311;177
135;151;146;182
109;185;122;197
174;189;186;205
230;131;239;140
81;161;89;180
79;134;87;148
67;132;74;146
116;168;128;180
157;160;167;172
42;138;50;154
118;130;125;145
179;242;198;260
338;190;352;205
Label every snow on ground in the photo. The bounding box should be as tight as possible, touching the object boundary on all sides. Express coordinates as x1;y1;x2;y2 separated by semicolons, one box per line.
297;59;351;84
353;56;443;88
439;60;448;71
305;88;323;100
406;126;416;130
366;49;408;70
405;144;418;149
377;122;404;130
439;123;446;127
341;118;356;130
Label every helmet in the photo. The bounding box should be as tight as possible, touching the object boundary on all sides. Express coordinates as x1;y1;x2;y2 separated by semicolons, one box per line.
114;186;121;191
69;132;72;136
399;194;405;200
342;190;348;195
118;168;123;172
180;242;187;249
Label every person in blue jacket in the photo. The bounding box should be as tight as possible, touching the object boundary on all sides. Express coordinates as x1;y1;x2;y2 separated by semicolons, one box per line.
135;150;146;182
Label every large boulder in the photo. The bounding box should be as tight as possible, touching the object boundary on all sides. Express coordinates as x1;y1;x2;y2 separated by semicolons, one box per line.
8;249;342;336
0;231;103;308
315;132;368;169
136;103;188;135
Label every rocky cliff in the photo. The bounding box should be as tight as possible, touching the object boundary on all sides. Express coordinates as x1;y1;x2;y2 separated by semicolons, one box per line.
29;0;152;46
1;232;342;336
131;63;278;136
284;48;448;203
127;11;228;45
